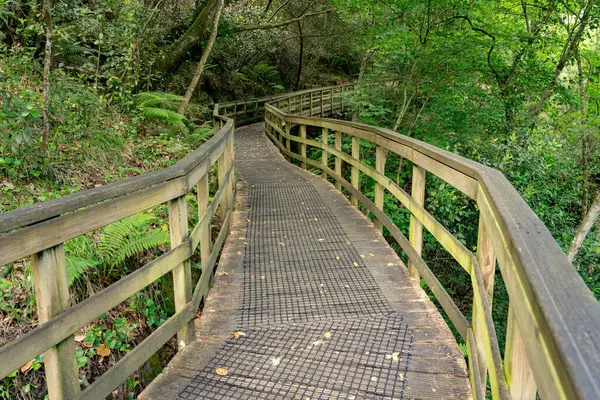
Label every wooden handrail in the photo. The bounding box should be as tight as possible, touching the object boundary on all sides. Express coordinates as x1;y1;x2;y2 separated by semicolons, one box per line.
0;109;237;399
263;88;600;400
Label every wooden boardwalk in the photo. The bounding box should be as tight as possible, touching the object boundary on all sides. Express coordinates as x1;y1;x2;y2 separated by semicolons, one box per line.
141;123;471;399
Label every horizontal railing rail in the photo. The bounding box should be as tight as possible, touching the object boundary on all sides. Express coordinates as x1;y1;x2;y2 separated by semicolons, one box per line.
263;89;600;400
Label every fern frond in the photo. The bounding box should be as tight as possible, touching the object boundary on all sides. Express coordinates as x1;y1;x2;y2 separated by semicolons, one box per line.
139;107;188;133
135;92;184;110
65;257;99;285
112;229;170;265
186;126;214;147
97;214;156;262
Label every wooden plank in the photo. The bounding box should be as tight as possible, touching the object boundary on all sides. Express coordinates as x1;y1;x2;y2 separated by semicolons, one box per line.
322;127;328;179
335;131;342;190
409;165;426;280
197;174;212;276
374;145;387;231
505;305;537;400
300;124;307;169
32;245;79;400
0;178;186;267
351;136;360;207
467;328;485;400
473;215;496;384
168;196;194;349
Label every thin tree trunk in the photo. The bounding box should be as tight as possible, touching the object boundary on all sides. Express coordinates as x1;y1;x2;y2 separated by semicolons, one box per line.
41;0;53;157
177;0;224;116
294;21;304;90
567;190;600;263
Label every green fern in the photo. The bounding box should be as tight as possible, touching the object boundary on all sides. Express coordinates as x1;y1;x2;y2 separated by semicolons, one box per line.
65;256;99;285
97;214;169;264
186;125;214;147
139;107;188;133
135;92;184;110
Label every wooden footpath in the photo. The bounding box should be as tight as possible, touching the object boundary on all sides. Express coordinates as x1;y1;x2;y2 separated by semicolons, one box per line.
140;123;471;399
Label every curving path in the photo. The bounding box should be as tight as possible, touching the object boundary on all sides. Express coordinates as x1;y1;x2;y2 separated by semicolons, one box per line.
141;123;471;399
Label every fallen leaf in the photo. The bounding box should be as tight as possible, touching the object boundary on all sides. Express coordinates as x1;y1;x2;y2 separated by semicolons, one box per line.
270;357;282;366
324;332;332;339
369;253;375;257
74;334;86;342
236;251;242;255
279;242;286;246
216;271;229;276
311;339;325;346
215;368;229;376
392;352;400;363
353;262;358;267
314;218;318;221
233;331;246;339
96;344;111;357
335;256;340;260
360;254;365;259
246;219;251;222
20;360;33;374
371;377;378;382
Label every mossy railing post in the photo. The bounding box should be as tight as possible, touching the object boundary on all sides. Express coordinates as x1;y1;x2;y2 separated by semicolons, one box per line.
408;165;426;280
473;217;497;385
505;305;537;399
285;120;291;162
374;146;387;232
334;131;342;190
351;136;360;207
300;124;307;169
310;92;314;116
168;195;194;349
32;244;80;400
322;127;328;179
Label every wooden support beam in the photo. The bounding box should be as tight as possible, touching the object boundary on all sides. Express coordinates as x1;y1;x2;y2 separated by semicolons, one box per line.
335;131;342;190
351;136;360;207
408;165;426;280
322;127;328;179
300;124;307;169
285;121;291;162
505;305;537;400
473;216;497;384
168;196;194;349
374;146;387;232
32;244;80;400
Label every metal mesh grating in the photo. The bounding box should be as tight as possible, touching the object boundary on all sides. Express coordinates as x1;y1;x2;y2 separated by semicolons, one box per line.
177;315;413;400
239;182;393;327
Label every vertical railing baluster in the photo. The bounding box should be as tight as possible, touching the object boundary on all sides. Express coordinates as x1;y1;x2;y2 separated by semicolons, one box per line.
300;94;303;115
285;120;291;161
473;217;497;385
322;127;328;179
408;165;426;280
310;92;314;116
505;305;537;399
168;196;194;349
32;244;79;400
197;173;212;294
351;136;360;207
300;124;307;169
335;131;342;190
374;146;387;231
320;90;325;115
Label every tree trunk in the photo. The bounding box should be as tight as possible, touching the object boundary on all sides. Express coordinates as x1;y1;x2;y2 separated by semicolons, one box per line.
294;21;304;90
567;190;600;263
41;0;53;157
155;0;221;72
177;0;224;116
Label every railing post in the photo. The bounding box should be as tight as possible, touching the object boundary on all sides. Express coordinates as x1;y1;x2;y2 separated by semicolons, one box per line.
330;88;334;114
374;146;387;232
320;90;325;115
300;124;307;169
472;216;497;385
168;196;194;349
32;244;79;400
310;92;314;116
300;94;303;115
408;165;426;280
351;136;360;207
505;305;537;400
197;173;212;294
335;131;342;190
287;97;291;113
322;127;328;179
285;120;291;161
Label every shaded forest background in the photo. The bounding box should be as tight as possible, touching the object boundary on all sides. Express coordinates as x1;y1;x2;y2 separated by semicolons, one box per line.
0;0;599;398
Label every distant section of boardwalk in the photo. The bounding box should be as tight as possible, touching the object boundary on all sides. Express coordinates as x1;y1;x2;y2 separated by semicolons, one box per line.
141;123;471;399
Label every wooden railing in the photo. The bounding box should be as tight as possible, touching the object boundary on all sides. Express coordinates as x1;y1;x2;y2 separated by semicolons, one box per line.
262;87;600;400
0;113;236;399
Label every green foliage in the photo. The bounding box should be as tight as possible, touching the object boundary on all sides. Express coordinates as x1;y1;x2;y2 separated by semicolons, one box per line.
97;213;170;265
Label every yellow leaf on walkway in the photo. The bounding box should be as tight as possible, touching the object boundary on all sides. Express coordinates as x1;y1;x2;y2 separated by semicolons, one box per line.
216;368;229;376
233;332;246;339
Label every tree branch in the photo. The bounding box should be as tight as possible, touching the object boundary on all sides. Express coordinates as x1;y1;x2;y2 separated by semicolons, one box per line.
232;8;335;32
